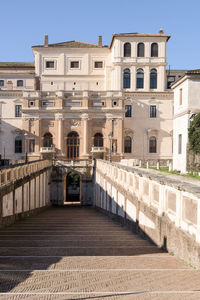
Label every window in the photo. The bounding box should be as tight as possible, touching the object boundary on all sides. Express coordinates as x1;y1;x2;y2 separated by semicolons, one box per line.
29;101;35;107
42;101;54;107
46;61;54;68
167;76;175;89
94;61;103;68
125;105;132;117
17;80;23;87
137;43;144;57
151;43;158;57
15;105;22;117
178;134;182;154
112;101;118;106
15;137;22;153
123;68;130;89
43;132;53;147
136;68;144;89
124;43;131;57
94;133;103;147
29;139;35;153
179;88;182;105
150;105;157;118
149;136;157;153
124;136;132;153
0;80;4;87
67;131;80;159
70;61;79;68
150;69;157;89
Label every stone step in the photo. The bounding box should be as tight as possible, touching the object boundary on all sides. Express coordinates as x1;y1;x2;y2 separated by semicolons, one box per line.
0;239;152;247
0;246;162;256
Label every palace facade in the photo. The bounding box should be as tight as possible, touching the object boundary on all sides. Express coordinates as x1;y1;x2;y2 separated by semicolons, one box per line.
0;30;185;163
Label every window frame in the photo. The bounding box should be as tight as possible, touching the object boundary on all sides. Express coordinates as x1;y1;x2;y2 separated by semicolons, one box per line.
94;61;103;69
15;105;22;117
124;136;132;153
150;68;157;89
151;43;158;57
136;68;144;89
123;68;131;89
137;43;145;57
178;134;182;154
124;42;131;57
17;80;23;87
46;61;55;69
0;80;4;87
70;61;80;69
15;137;22;153
150;105;157;118
125;105;132;117
149;136;157;153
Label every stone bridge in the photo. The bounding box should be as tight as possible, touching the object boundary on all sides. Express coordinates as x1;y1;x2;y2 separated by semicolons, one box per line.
0;159;200;299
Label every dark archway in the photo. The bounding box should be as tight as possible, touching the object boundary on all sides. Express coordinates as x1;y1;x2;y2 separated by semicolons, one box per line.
66;172;81;202
67;131;80;159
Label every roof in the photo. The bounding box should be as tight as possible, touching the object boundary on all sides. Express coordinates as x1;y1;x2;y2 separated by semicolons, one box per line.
109;32;171;48
0;62;35;69
32;40;107;48
171;69;200;88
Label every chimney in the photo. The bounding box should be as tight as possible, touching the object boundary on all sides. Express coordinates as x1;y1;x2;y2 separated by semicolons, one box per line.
44;35;48;47
98;35;102;47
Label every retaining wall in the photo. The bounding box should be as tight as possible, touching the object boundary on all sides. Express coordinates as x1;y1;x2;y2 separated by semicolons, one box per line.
94;159;200;268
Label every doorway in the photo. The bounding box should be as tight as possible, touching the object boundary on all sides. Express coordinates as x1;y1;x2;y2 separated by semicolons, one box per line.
66;172;81;202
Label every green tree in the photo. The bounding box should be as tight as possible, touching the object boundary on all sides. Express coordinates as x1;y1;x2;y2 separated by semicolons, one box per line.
188;113;200;154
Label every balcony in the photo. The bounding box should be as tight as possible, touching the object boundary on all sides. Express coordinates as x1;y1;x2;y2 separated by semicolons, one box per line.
40;146;55;153
91;147;106;153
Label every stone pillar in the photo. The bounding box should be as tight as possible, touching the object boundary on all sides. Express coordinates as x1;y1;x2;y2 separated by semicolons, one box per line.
55;114;64;156
81;114;89;156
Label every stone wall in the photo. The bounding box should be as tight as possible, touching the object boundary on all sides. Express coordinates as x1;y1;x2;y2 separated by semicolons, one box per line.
0;160;52;228
94;159;200;268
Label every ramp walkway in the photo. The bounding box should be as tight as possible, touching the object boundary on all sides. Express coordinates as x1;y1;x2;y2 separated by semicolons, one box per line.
0;205;199;299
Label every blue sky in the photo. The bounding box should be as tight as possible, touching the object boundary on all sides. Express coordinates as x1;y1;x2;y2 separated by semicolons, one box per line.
0;0;199;69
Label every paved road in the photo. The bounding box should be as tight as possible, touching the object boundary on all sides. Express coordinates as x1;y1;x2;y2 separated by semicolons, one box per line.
0;205;200;299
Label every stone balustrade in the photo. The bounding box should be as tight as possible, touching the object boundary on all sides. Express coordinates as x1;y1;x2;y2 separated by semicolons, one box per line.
94;159;200;268
0;160;52;228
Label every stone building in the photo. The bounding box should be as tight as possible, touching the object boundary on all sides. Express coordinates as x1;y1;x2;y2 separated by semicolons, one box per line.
172;69;200;173
0;30;179;163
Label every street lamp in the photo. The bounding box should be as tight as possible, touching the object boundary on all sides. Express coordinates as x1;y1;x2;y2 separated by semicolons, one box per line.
24;132;28;164
108;132;112;162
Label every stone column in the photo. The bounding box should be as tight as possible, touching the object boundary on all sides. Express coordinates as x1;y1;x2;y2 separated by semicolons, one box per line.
81;113;89;157
55;113;64;156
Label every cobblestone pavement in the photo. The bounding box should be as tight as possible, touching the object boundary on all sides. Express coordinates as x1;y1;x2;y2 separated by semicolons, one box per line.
0;205;200;300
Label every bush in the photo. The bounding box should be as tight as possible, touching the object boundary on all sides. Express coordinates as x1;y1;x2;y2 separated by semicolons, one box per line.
188;113;200;154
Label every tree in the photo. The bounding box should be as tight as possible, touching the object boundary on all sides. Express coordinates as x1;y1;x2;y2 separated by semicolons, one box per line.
188;113;200;154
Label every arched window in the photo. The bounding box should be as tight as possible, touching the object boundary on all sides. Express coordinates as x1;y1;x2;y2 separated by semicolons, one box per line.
124;136;132;153
137;43;144;57
123;68;130;89
67;131;80;159
94;133;103;147
43;132;53;147
151;43;158;57
136;68;144;89
149;136;157;153
124;43;131;57
150;69;157;89
17;80;23;87
15;136;22;153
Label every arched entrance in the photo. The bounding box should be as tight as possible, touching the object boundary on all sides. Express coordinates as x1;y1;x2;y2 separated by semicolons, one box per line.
67;131;80;159
65;172;81;203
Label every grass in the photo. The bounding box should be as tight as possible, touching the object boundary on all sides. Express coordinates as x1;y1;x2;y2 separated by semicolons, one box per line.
142;166;200;180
